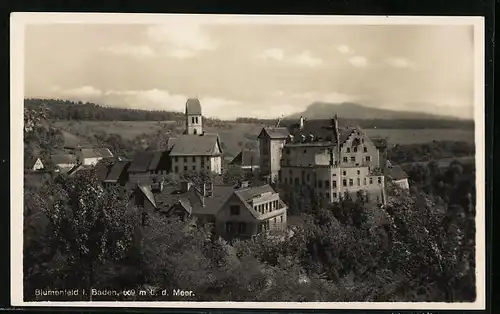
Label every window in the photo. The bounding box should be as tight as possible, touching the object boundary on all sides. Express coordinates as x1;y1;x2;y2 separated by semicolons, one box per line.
238;222;245;234
357;178;360;186
174;166;178;173
343;157;348;163
349;179;353;186
364;178;367;185
318;180;323;188
174;156;178;162
378;177;382;184
191;117;195;123
325;180;329;188
332;192;337;198
280;215;283;223
192;166;196;170
184;157;187;162
289;169;292;175
346;147;350;153
294;178;299;185
225;222;232;233
325;192;330;199
332;180;337;187
192;156;196;162
184;166;188;171
230;205;240;215
366;156;371;162
303;149;307;154
284;178;288;184
353;147;358;152
306;173;310;182
350;156;356;163
369;177;373;184
195;117;199;124
343;179;347;187
357;170;360;175
343;170;347;176
363;146;368;153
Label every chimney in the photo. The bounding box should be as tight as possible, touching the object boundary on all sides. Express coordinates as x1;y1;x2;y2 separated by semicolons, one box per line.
308;134;315;142
181;181;192;193
287;134;294;143
299;116;305;131
300;134;306;142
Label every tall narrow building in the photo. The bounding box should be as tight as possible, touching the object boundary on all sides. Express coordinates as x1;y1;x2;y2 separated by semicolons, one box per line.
185;98;203;135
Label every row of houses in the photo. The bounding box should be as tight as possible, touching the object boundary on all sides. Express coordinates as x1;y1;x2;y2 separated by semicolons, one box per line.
27;147;114;172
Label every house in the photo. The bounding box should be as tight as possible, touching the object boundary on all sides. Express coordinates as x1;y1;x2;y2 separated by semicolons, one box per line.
76;147;114;166
26;157;44;171
215;183;287;240
257;127;289;183
387;161;410;190
131;179;288;240
103;160;130;187
128;151;169;184
228;149;260;173
168;98;223;176
262;115;393;207
50;154;78;172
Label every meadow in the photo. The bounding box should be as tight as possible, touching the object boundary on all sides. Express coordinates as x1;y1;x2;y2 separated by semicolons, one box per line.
54;120;475;157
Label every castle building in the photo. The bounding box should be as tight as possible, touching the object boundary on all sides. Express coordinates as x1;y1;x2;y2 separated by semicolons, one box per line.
259;115;391;206
257;127;289;183
167;98;223;176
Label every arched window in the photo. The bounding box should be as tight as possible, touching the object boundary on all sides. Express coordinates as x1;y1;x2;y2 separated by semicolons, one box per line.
191;117;195;123
193;129;197;134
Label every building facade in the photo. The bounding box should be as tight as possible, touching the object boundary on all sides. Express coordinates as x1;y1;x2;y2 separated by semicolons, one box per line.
260;115;391;207
257;127;289;183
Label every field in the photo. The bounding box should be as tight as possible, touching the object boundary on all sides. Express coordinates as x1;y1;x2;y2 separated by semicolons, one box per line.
54;120;475;157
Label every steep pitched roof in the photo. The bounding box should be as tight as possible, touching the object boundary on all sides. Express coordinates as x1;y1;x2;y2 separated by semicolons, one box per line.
229;149;260;167
154;183;234;216
104;160;130;182
258;127;289;139
26;157;42;168
169;134;221;156
51;154;77;165
78;148;113;159
387;163;408;181
186;98;202;115
138;184;157;208
128;151;164;173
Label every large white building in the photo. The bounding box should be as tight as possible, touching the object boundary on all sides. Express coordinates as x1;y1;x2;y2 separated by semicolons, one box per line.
259;115;403;207
167;98;223;176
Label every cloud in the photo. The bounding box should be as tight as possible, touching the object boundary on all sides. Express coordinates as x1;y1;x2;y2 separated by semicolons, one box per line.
258;49;322;67
348;56;368;67
100;44;155;57
146;23;215;58
337;45;353;54
51;85;102;101
386;57;416;70
258;48;285;61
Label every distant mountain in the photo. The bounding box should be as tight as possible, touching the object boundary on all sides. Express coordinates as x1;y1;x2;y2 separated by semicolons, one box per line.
288;102;468;121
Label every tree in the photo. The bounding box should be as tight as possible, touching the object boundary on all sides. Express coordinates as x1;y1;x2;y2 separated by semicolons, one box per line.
39;169;140;300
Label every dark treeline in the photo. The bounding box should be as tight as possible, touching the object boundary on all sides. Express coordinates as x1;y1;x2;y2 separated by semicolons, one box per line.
26;99;473;129
25;98;186;122
387;141;475;164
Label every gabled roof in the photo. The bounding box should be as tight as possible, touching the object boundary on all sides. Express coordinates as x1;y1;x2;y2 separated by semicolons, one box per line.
138;184;157;208
104;160;130;182
51;154;77;165
80;148;113;159
258;127;289;139
154;183;234;216
387;163;408;181
186;98;202;115
26;157;42;168
169;134;222;156
233;184;280;219
229;149;260;167
128;151;164;173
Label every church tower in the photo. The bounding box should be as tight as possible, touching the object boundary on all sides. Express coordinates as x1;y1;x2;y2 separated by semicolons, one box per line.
185;98;203;135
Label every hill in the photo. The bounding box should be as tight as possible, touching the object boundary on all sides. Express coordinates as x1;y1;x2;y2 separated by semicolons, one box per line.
288;101;469;121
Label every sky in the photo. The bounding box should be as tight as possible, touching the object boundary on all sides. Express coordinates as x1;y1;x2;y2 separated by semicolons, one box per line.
23;18;476;120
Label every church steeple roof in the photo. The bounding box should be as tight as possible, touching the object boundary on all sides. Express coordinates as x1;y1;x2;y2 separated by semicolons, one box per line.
186;98;202;115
